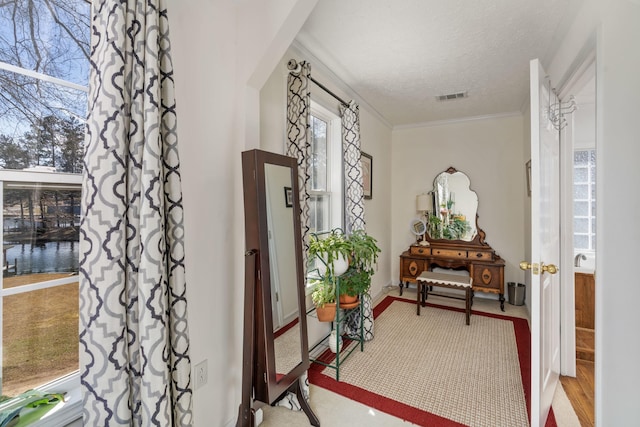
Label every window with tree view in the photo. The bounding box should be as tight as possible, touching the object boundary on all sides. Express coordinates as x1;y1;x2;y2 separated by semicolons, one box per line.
308;104;343;236
1;0;89;404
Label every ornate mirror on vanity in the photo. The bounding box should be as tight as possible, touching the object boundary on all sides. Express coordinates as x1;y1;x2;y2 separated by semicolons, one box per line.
400;167;506;310
237;150;319;427
428;168;478;241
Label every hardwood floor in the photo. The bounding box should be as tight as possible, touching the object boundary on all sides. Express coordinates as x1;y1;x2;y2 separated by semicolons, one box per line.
564;273;595;425
560;359;594;426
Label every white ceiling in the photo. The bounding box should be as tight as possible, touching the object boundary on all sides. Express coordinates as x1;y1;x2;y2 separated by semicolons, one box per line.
295;0;582;127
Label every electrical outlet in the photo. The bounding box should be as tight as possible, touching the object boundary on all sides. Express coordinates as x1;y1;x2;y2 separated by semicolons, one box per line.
194;359;208;390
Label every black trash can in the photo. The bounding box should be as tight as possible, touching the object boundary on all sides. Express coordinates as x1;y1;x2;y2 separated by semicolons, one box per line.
507;282;526;306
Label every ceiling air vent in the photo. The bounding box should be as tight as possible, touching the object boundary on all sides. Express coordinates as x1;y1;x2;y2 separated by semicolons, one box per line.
436;91;468;101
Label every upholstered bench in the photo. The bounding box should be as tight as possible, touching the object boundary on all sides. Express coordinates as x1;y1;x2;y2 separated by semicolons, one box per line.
416;271;473;325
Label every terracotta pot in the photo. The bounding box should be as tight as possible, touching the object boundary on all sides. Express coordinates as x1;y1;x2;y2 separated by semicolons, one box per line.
316;303;337;322
339;294;358;305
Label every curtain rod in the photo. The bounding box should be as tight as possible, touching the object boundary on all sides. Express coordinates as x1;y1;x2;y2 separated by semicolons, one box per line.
287;59;349;107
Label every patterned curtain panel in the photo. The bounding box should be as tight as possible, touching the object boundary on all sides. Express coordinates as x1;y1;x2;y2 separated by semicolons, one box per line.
80;1;193;425
280;62;313;411
286;61;312;272
340;101;374;340
340;101;366;233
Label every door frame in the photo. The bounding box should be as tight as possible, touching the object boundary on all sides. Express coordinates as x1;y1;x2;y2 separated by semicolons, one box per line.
555;46;597;377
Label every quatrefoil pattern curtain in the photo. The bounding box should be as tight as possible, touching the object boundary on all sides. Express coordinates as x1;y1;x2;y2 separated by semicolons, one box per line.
80;1;193;425
286;61;312;271
339;101;373;340
340;101;366;233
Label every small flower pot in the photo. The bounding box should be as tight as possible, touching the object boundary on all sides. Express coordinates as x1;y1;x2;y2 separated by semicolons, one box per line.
339;294;358;305
316;303;337;322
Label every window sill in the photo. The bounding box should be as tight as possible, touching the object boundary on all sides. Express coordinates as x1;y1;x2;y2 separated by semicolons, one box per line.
0;372;81;427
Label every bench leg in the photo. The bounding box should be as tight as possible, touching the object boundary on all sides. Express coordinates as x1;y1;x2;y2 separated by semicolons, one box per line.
416;282;421;315
465;288;471;325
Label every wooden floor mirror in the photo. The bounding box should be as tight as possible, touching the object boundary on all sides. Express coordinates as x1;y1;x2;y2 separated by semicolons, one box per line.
237;149;319;427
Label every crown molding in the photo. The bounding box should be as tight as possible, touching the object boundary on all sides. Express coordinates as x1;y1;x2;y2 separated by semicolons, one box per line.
393;111;523;130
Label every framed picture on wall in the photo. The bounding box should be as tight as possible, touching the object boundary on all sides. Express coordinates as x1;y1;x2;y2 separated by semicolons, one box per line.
362;152;373;199
284;186;293;207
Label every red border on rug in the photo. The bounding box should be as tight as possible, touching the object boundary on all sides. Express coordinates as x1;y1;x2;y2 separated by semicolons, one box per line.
309;295;557;426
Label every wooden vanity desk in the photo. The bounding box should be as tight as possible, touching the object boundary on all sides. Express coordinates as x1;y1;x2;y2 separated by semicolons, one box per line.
399;237;505;311
401;167;506;311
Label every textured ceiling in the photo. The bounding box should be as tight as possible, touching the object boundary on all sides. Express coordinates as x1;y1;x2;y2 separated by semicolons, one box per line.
295;0;581;127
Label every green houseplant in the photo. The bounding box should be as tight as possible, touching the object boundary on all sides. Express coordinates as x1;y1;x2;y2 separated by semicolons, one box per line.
308;229;351;278
310;277;337;322
309;229;348;319
339;229;381;301
339;268;370;301
445;216;471;239
309;228;381;313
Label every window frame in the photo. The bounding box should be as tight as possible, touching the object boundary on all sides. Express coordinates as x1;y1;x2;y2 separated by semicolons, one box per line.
308;101;343;235
305;102;343;288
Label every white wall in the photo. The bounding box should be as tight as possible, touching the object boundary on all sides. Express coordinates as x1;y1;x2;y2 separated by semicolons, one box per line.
546;0;640;424
169;1;317;426
391;116;527;296
169;2;238;426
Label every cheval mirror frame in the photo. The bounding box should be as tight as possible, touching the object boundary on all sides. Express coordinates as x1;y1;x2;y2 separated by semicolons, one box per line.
237;149;319;427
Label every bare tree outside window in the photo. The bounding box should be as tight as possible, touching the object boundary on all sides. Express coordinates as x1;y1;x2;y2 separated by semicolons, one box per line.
0;0;90;173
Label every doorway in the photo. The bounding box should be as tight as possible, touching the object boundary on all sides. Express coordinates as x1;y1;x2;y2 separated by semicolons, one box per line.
559;59;596;427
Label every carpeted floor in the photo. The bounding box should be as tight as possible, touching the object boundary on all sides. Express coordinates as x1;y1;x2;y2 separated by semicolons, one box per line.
310;296;530;426
260;288;581;426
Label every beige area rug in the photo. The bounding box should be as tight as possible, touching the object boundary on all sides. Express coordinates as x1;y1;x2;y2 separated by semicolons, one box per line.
309;296;538;427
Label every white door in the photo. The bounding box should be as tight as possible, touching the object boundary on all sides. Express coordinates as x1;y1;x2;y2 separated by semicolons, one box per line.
527;58;561;427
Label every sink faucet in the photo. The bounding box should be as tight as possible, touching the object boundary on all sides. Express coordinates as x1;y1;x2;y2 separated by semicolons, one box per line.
574;253;587;267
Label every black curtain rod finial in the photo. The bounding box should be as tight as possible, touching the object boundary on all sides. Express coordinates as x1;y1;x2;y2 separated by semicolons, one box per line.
287;58;350;107
287;59;300;72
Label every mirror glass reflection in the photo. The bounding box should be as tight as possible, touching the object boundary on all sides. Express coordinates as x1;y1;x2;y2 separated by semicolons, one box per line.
429;170;478;241
264;164;303;377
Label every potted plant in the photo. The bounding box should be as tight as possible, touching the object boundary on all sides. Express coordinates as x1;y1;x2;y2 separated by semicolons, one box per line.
309;228;381;310
339;268;369;304
448;216;471;239
338;229;381;303
308;229;351;277
310;277;337;322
